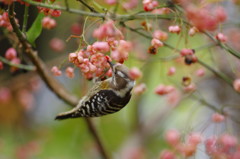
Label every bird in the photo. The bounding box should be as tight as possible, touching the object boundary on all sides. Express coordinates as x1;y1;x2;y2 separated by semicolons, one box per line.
55;60;135;120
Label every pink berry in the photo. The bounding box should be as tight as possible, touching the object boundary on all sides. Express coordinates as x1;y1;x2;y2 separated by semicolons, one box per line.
188;27;198;36
183;83;196;93
159;150;176;159
92;41;110;53
187;133;203;146
152;8;171;14
0;87;11;103
10;58;21;72
144;3;154;12
219;134;237;148
232;149;240;159
155;84;167;95
180;49;194;56
129;67;142;80
168;25;181;34
17;89;34;111
165;129;180;146
233;79;240;92
165;85;175;93
133;83;147;95
122;0;138;10
65;67;75;78
212;113;225;123
77;54;84;64
143;0;158;12
151;38;164;48
5;48;17;60
179;143;197;157
42;17;56;29
50;10;61;17
167;67;176;76
89;63;97;72
49;38;65;52
214;6;227;23
153;30;168;41
216;33;227;43
110;40;132;63
51;66;62;76
68;53;77;62
71;23;82;35
166;90;181;107
105;0;116;5
205;136;217;155
195;68;205;77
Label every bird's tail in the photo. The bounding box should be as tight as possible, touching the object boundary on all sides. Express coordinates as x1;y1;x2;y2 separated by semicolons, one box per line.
55;108;78;120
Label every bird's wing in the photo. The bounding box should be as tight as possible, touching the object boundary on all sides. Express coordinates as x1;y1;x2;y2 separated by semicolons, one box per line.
84;78;112;100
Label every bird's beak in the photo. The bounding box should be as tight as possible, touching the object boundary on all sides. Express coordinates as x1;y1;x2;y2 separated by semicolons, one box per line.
107;60;114;70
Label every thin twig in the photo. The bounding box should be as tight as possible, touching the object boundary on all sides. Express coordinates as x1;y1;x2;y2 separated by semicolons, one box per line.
0;56;36;71
191;93;240;125
23;0;240;61
21;0;172;21
120;23;234;87
197;59;233;86
77;0;98;13
8;4;110;159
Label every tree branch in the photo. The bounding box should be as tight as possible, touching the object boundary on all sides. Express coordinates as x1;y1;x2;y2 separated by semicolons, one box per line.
21;0;172;21
0;56;36;71
120;23;234;87
77;0;98;13
8;4;110;159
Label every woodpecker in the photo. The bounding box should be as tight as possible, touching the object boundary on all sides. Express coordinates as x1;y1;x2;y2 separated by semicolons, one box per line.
55;61;135;120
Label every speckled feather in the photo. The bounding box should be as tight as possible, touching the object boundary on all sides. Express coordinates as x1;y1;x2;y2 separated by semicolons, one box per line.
55;63;135;120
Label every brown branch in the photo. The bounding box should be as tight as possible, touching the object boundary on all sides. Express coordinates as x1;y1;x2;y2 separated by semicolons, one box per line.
77;0;98;13
8;4;110;159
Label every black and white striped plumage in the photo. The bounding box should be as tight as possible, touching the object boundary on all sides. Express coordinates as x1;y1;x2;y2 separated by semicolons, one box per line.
55;62;135;120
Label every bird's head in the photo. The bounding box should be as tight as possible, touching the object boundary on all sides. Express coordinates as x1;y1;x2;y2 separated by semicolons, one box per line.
107;60;135;90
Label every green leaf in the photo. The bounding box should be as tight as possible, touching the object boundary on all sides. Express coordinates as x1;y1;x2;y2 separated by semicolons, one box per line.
26;13;44;46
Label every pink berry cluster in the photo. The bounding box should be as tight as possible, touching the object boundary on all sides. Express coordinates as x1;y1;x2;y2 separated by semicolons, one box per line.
93;20;132;63
180;49;197;65
4;48;21;72
205;134;240;159
216;33;228;43
0;77;40;111
161;129;240;159
155;84;175;95
168;25;181;34
105;0;138;10
38;1;61;30
42;17;56;29
129;67;142;80
49;38;65;52
148;30;168;54
38;7;61;17
64;20;133;80
133;83;147;95
186;5;227;31
0;12;13;31
68;50;111;80
51;66;75;78
142;0;159;12
160;130;203;159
